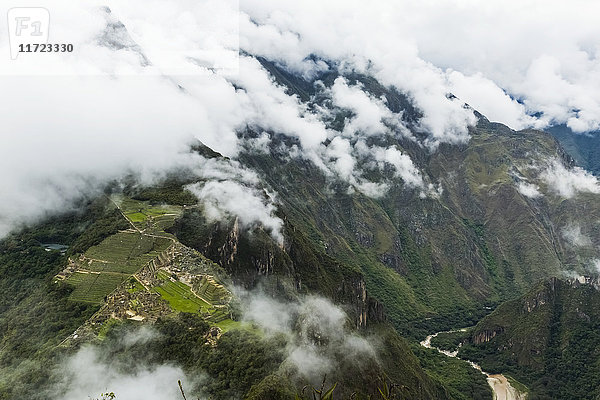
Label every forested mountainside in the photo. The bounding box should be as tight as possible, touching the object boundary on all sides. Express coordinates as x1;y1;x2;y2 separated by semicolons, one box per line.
214;60;600;338
460;277;600;399
2;58;600;400
0;193;481;400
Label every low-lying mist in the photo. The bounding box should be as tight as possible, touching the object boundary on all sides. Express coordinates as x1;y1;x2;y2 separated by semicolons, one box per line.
49;327;203;400
47;290;379;399
238;289;379;387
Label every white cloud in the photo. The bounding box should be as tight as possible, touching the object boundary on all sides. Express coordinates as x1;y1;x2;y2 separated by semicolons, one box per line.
0;9;315;238
0;0;239;76
561;224;593;247
50;329;201;400
541;159;600;198
448;71;543;130
318;138;434;198
241;292;296;334
330;77;397;137
388;1;600;133
191;157;261;185
187;180;283;244
0;76;212;237
324;137;356;182
239;291;377;383
227;56;330;152
241;0;478;145
2;0;600;239
372;146;425;190
517;182;542;199
592;259;600;275
241;0;600;134
353;181;390;199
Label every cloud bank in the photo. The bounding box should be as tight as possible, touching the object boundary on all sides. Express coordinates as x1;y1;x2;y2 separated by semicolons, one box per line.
517;181;542;199
541;159;600;198
561;224;593;247
50;328;200;400
2;0;600;238
187;180;283;244
55;347;190;400
240;291;377;383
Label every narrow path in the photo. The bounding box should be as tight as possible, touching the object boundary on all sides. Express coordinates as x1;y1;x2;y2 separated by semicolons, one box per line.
107;195;143;233
107;195;178;244
420;330;527;400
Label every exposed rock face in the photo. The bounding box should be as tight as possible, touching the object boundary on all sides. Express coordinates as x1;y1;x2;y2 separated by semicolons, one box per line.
472;327;504;344
567;275;600;291
337;275;385;329
97;6;150;66
172;206;387;329
522;289;549;313
380;255;406;277
252;248;276;276
218;217;239;266
204;326;223;347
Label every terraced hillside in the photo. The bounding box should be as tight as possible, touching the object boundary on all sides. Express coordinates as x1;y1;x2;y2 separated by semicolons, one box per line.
55;196;237;344
55;197;179;304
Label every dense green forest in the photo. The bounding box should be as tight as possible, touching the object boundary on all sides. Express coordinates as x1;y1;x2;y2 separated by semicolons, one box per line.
459;278;600;399
0;198;121;398
0;189;495;399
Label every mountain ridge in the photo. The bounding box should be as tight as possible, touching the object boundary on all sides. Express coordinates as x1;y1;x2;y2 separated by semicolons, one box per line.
2;50;600;399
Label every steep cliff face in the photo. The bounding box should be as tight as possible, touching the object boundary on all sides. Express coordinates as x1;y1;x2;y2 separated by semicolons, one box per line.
171;205;387;329
461;277;562;368
460;277;600;399
472;327;505;345
338;273;386;329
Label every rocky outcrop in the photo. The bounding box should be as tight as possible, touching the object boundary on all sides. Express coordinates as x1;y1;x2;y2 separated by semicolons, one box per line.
218;217;239;266
337;275;385;329
522;290;549;313
472;327;504;344
566;275;600;291
252;249;276;276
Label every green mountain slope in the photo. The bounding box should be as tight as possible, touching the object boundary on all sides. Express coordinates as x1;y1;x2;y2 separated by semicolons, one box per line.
460;277;600;399
184;62;600;341
2;60;600;399
0;193;459;400
0;198;121;398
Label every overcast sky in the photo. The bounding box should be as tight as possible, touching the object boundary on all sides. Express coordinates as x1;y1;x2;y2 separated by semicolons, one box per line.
1;0;599;237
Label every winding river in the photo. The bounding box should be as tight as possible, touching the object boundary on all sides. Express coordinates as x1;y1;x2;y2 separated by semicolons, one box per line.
420;329;526;400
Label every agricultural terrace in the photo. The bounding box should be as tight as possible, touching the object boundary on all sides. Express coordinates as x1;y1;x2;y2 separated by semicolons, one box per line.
63;196;179;304
115;195;183;233
61;195;237;331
